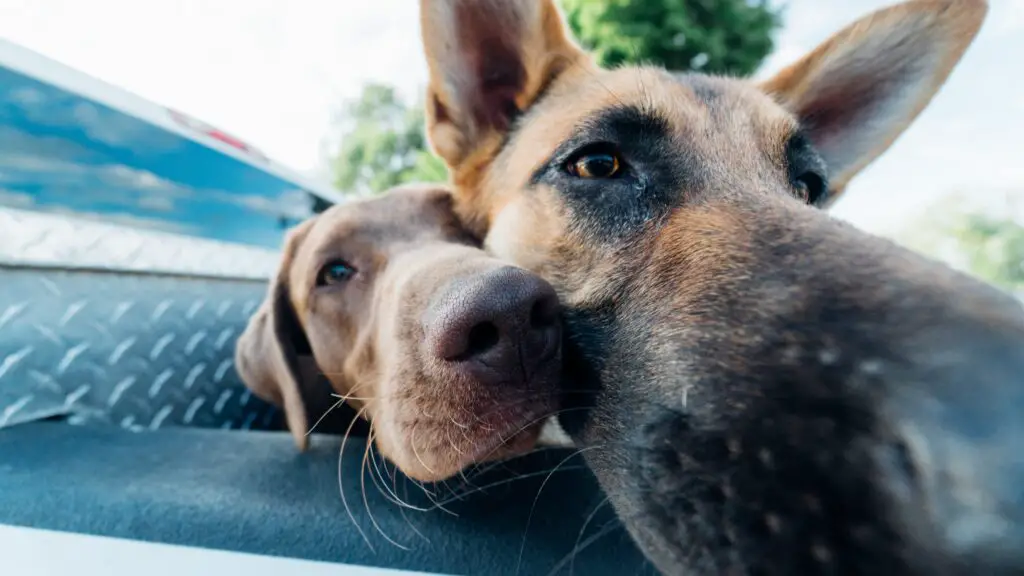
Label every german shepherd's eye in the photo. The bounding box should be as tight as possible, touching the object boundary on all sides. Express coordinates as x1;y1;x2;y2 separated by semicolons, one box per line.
566;144;623;179
317;259;356;287
786;133;829;206
794;170;827;204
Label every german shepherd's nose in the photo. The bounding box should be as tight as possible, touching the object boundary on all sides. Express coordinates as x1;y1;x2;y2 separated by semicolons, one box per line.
633;201;1024;574
874;302;1024;568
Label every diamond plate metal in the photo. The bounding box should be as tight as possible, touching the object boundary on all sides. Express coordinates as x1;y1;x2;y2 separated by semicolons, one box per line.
0;206;280;279
0;265;282;432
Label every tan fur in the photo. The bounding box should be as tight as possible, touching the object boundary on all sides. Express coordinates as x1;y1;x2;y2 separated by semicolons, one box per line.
235;184;560;482
415;0;990;312
418;1;999;573
420;0;987;233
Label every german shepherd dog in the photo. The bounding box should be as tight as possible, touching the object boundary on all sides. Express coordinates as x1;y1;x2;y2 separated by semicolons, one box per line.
417;0;1024;573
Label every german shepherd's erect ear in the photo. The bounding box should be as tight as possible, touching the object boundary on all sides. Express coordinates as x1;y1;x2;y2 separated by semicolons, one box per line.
420;0;589;184
421;0;987;216
760;0;989;204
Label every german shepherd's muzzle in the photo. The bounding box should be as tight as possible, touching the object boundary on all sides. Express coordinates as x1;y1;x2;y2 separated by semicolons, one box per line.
418;0;1023;573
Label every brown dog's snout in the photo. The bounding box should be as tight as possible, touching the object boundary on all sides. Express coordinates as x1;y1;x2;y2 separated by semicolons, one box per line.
424;266;560;385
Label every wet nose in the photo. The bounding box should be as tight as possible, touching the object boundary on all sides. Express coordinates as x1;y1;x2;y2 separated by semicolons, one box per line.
882;323;1024;571
423;266;560;385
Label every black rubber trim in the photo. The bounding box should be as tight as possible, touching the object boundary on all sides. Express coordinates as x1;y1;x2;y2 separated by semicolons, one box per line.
0;423;652;575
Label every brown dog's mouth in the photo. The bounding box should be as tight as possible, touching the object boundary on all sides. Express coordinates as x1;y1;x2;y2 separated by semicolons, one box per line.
456;404;554;470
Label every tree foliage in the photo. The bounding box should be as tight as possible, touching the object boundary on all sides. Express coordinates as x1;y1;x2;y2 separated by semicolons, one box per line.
328;84;447;196
947;212;1024;291
561;0;780;75
899;192;1024;293
326;0;781;196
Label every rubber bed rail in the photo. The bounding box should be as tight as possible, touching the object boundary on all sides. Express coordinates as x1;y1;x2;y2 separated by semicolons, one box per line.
0;422;651;575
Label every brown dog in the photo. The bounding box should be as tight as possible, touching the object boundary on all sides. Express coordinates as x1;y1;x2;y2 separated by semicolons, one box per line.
235;184;564;482
419;0;1024;574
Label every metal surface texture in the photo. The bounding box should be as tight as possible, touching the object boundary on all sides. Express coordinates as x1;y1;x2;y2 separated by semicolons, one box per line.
0;264;282;432
0;39;333;434
0;206;281;279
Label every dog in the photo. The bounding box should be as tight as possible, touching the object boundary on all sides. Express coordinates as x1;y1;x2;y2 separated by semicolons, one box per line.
418;0;1024;573
235;184;566;482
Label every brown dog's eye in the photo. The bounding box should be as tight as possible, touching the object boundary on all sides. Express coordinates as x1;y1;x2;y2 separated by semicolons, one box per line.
568;149;622;179
317;260;355;287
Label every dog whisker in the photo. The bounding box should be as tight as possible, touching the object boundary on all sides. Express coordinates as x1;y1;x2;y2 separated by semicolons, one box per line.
321;381;596;413
456;468;479;493
397;511;429;545
367;439;431;513
446;427;465;455
338;405;375;553
307;395;347;438
386;456;404;499
415;478;458;516
454;404;588;484
360;429;410;550
568;496;613;576
395;495;431;545
449;422;492;490
329;392;375;402
412;477;437;499
460;445;562;485
306;379;379;438
366;435;433;546
515;446;603;576
472;406;589;465
434;389;595;423
405;427;462;514
432;437;571;500
321;377;372;400
434;464;588;508
357;424;459;517
546;522;622;576
409;430;438;477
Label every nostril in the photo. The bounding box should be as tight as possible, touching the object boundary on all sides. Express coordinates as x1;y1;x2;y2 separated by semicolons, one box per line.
879;438;921;505
530;296;559;330
461;321;500;360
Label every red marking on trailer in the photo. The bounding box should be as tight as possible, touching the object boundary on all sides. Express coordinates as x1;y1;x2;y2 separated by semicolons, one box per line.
167;109;269;163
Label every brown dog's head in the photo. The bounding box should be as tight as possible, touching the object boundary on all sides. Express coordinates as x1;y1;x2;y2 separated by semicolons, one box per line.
235;185;561;482
420;0;1024;574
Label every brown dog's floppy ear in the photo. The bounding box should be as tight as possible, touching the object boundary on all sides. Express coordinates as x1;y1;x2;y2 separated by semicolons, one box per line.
235;219;315;451
760;0;987;205
419;0;588;171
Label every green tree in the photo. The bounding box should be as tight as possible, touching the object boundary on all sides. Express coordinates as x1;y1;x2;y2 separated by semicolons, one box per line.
947;212;1024;291
328;84;447;196
326;0;781;197
899;192;1024;292
561;0;780;74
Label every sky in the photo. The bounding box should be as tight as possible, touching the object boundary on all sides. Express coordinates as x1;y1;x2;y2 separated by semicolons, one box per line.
0;0;1021;236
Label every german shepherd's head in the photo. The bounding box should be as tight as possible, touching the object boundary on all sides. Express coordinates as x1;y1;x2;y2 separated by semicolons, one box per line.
419;0;1024;573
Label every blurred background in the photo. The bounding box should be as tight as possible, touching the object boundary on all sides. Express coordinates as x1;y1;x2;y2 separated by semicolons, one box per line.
0;0;1021;293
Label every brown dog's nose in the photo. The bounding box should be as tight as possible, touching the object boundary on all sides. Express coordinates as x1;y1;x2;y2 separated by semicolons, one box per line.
424;266;560;385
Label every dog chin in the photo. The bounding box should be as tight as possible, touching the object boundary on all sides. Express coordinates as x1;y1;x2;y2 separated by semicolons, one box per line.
394;399;557;484
458;417;546;469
